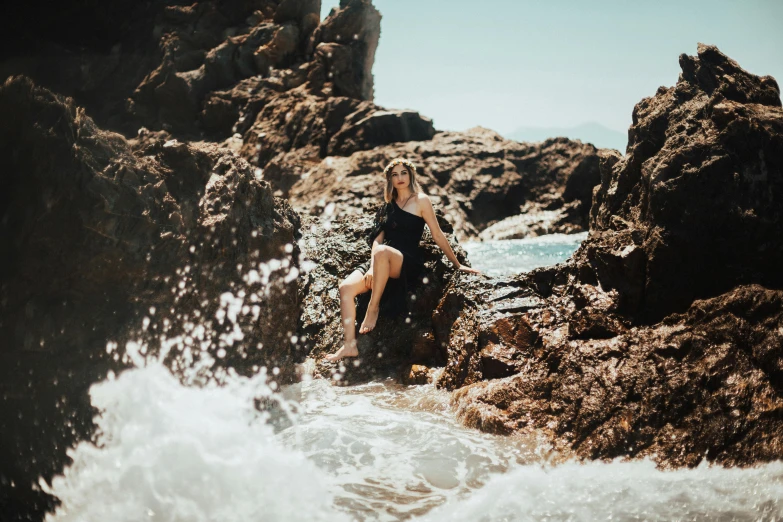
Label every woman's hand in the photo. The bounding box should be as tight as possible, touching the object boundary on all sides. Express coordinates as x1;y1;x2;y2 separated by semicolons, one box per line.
457;264;481;275
363;270;374;289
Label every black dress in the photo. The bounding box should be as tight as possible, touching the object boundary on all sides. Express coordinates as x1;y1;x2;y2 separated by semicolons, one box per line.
356;200;426;318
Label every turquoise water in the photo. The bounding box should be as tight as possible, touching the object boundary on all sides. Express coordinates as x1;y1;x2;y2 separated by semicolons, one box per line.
462;232;587;277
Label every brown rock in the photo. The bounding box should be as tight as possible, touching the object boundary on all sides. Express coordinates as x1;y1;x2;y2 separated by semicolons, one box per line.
588;43;783;320
452;285;783;467
437;45;783;470
400;364;435;385
306;0;381;100
0;0;376;140
327;109;436;156
238;91;436;190
410;327;438;362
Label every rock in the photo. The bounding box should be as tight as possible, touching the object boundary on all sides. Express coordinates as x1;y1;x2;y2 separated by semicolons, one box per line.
435;45;783;469
0;0;375;139
327;109;436;156
588;43;783;320
306;0;381;100
477;200;584;240
235;91;438;195
452;285;783;467
288;128;604;241
0;76;302;518
400;364;435;385
410;327;438;362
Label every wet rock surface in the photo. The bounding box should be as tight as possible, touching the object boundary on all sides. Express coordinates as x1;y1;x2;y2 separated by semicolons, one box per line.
449;283;783;467
436;45;783;468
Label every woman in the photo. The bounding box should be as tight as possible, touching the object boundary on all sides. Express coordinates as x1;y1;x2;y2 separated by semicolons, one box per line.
326;158;480;362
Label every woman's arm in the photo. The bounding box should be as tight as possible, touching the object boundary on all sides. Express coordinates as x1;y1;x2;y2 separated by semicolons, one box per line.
419;195;480;273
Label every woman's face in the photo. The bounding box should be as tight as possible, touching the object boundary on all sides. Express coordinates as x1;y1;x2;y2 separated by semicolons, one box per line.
390;164;410;190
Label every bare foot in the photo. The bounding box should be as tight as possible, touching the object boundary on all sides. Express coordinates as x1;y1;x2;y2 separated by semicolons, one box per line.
359;306;380;334
325;343;359;362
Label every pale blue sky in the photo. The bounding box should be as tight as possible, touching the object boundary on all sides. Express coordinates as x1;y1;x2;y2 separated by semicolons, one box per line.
320;0;783;138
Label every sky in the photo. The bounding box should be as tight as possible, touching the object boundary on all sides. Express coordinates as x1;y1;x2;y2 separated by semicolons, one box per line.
320;0;783;143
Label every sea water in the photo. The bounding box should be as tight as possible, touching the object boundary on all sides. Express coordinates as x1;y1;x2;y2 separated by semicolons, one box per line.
462;232;588;277
43;234;783;521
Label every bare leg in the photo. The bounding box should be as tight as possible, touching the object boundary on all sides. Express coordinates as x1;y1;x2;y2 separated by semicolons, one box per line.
360;246;403;334
325;270;369;362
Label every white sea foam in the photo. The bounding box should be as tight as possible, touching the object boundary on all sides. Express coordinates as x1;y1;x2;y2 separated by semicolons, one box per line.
421;459;783;522
43;364;346;522
43;368;783;522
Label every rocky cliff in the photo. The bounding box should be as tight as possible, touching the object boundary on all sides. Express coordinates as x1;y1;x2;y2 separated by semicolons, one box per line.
434;44;783;468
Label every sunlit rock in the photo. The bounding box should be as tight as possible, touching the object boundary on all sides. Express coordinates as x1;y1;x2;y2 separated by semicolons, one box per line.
438;45;783;469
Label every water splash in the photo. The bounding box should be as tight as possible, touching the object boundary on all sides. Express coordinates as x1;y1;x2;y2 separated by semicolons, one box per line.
43;364;346;522
44;368;783;522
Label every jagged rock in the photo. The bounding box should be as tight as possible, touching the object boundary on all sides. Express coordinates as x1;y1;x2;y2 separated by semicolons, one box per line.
0;0;376;139
477;200;584;240
0;76;302;519
306;0;381;100
451;284;783;467
288;128;603;240
128;1;322;135
400;364;435;385
588;43;783;320
434;45;783;468
327;109;436;156
236;90;437;195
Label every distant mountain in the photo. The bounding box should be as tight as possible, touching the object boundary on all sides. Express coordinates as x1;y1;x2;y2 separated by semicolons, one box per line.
506;122;627;152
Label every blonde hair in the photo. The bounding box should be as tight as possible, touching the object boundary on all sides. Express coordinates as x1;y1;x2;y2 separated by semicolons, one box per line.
383;158;421;204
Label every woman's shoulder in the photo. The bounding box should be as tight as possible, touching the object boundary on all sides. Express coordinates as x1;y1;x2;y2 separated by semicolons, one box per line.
415;192;434;208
